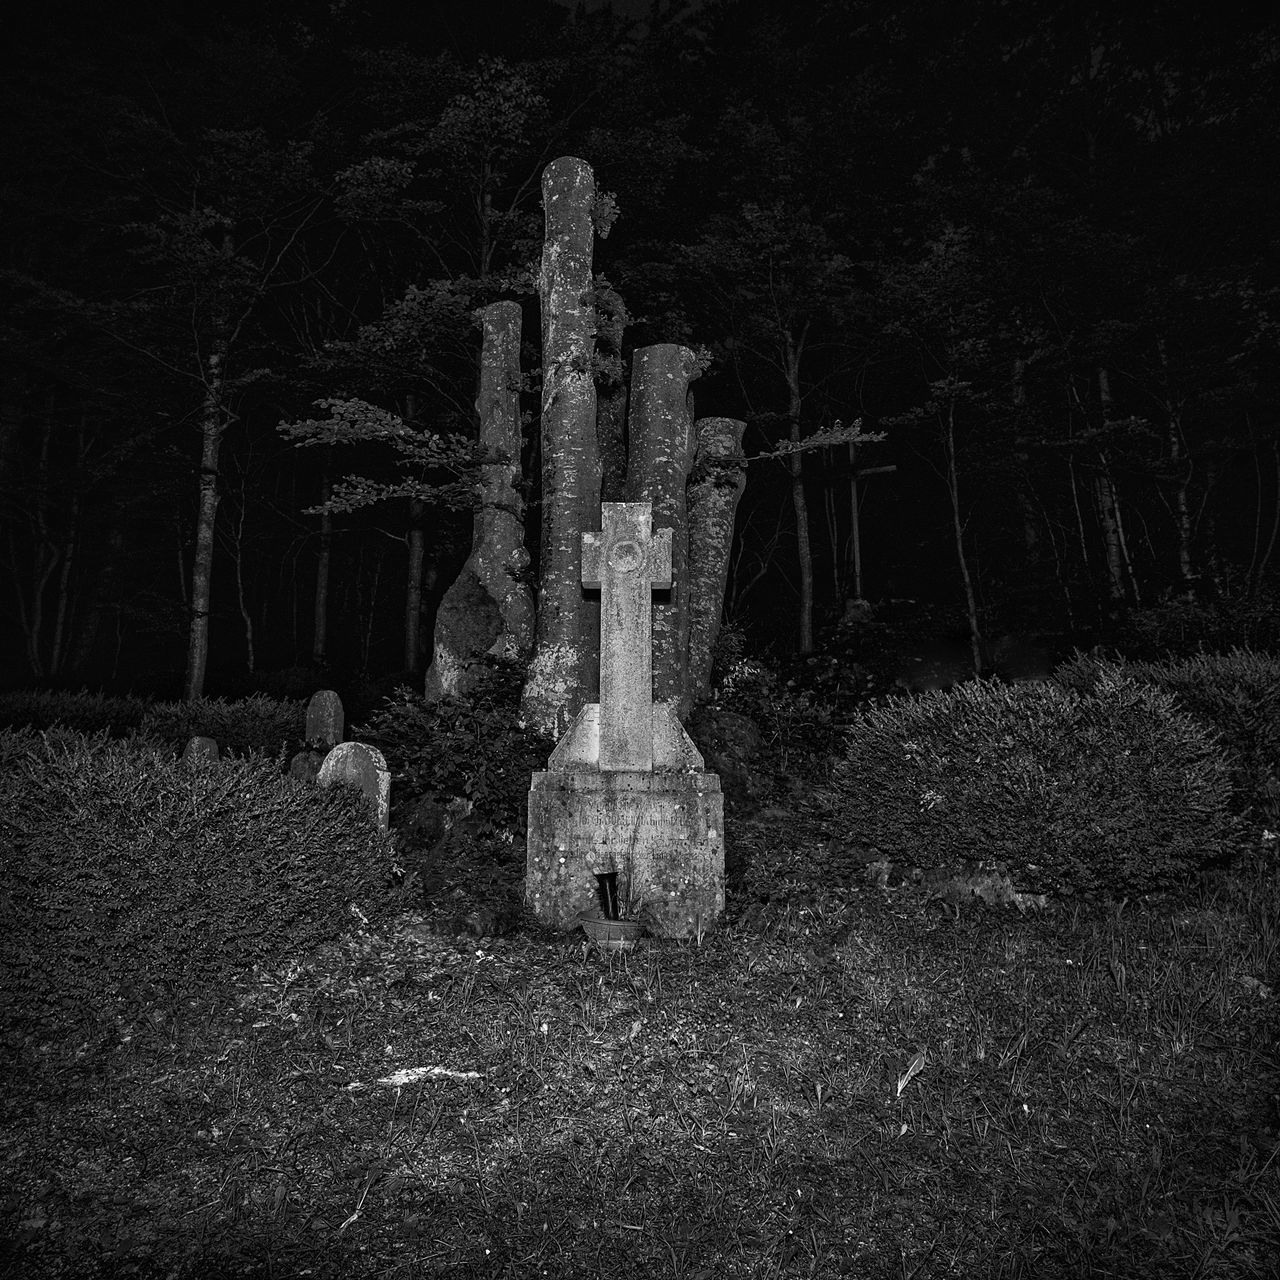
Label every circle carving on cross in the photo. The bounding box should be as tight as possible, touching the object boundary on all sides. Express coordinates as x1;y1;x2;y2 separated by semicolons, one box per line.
608;540;643;573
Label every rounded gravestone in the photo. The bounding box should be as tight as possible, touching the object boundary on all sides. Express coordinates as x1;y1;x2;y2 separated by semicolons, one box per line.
181;736;219;768
317;742;390;832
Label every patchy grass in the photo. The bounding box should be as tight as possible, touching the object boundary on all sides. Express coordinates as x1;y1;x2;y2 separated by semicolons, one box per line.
2;828;1278;1279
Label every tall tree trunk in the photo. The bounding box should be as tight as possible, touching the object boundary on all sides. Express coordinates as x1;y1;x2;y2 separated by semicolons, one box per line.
402;392;426;676
1167;407;1195;595
183;345;226;702
404;496;426;674
1252;444;1280;596
624;343;700;715
595;285;628;504
231;489;255;674
783;328;815;653
312;466;332;666
520;156;601;738
1093;369;1129;612
942;397;984;676
847;442;863;600
1092;467;1127;609
1157;341;1196;596
686;416;746;705
426;300;534;700
49;491;79;679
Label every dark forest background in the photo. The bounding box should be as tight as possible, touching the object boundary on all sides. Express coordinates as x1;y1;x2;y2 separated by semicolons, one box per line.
3;0;1278;699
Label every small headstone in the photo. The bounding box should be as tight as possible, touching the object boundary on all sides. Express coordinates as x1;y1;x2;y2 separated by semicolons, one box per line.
288;749;326;785
181;736;219;768
317;742;390;832
305;689;344;748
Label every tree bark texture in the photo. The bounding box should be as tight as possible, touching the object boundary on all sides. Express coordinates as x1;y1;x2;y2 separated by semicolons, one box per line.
312;469;332;665
624;344;700;716
595;286;628;504
1094;369;1127;610
520;157;601;738
426;300;534;700
784;332;815;653
183;347;225;701
404;497;426;673
943;398;985;676
787;446;815;651
685;416;746;706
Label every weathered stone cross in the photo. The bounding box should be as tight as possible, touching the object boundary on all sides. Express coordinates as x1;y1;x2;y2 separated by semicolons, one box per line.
582;502;672;771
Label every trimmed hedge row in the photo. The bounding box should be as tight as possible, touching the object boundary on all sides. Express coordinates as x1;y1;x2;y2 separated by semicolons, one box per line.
0;727;405;1040
810;669;1244;898
0;689;307;758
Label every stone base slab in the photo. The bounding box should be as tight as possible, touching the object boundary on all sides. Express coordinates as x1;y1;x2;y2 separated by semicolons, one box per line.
526;769;725;938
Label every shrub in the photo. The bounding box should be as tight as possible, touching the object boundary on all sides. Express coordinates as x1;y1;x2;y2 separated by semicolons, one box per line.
1054;647;1280;821
809;672;1241;899
0;688;148;736
0;727;405;1040
712;655;845;784
139;692;306;758
1103;588;1280;659
356;659;551;850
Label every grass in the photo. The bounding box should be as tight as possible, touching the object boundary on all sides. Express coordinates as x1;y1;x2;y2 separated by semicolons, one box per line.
2;815;1277;1280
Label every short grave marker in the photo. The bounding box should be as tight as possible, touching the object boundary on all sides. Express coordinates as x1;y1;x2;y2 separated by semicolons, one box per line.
306;689;344;748
317;742;390;832
181;736;219;768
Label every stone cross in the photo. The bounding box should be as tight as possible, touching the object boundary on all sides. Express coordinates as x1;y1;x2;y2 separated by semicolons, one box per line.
582;502;672;771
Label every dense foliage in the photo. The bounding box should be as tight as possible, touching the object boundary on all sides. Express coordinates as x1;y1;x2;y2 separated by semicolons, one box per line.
0;689;308;758
0;728;405;1040
809;671;1243;898
356;661;550;903
1054;647;1280;821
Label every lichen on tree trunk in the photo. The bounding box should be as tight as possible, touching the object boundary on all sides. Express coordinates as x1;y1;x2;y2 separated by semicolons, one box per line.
624;344;700;717
686;416;746;705
183;346;226;702
520;157;602;738
425;300;533;701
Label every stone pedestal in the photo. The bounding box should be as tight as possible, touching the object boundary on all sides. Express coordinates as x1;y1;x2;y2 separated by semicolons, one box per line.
526;703;725;938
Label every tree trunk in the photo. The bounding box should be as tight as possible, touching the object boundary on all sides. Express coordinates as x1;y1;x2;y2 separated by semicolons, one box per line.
401;390;429;675
1093;369;1128;612
1167;406;1196;595
1157;341;1196;596
404;496;426;674
784;330;815;653
183;346;226;702
847;442;863;600
1248;438;1280;598
686;416;746;706
312;467;332;665
942;397;984;676
624;343;701;716
231;490;255;674
1092;466;1127;609
595;287;628;504
426;300;535;700
520;156;601;738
